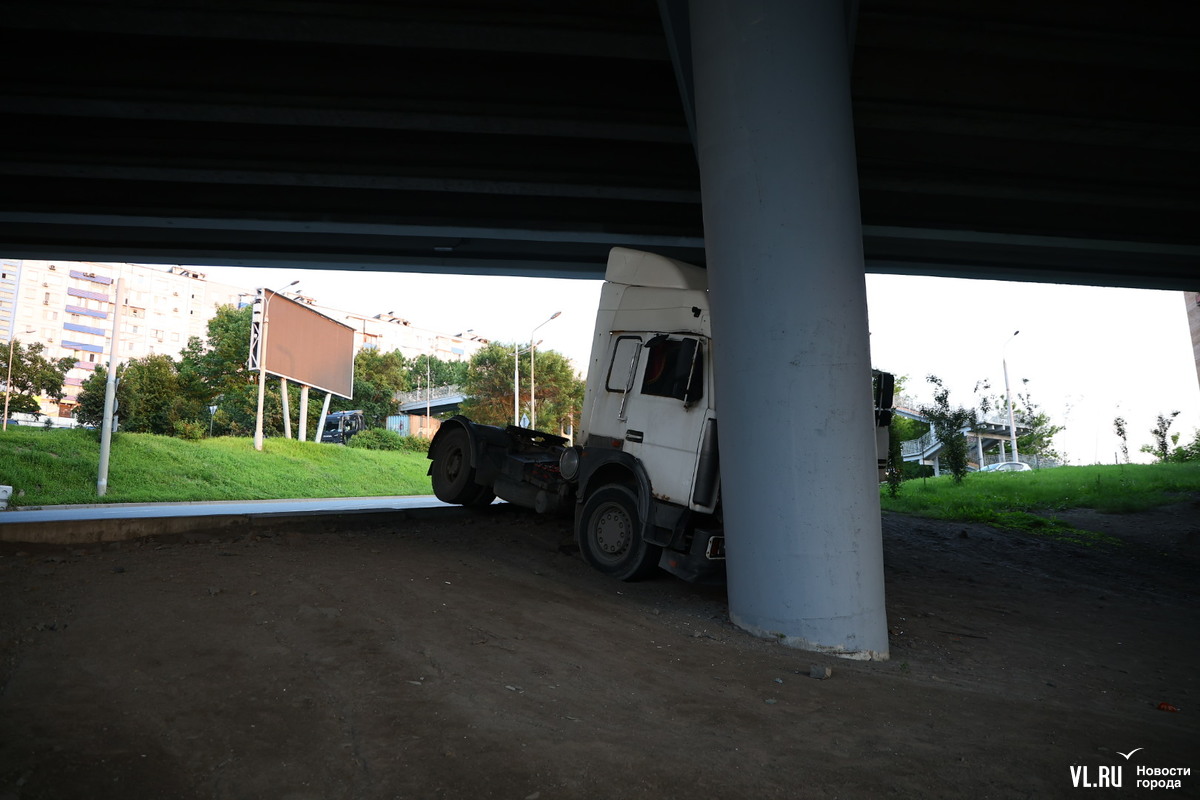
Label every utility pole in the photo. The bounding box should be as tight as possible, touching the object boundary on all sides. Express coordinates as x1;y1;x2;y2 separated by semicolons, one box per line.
529;311;561;430
1003;330;1020;463
97;277;126;496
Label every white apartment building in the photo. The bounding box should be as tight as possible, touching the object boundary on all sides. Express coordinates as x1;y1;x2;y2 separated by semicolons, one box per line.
324;305;489;364
2;259;487;422
4;259;249;420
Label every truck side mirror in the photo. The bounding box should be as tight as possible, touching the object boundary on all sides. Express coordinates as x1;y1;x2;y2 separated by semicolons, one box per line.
873;370;895;411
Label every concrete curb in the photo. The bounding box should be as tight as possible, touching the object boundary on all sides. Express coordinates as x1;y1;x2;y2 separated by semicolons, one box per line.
0;503;512;547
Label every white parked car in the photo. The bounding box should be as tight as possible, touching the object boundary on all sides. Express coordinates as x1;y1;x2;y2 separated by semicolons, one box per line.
980;461;1032;473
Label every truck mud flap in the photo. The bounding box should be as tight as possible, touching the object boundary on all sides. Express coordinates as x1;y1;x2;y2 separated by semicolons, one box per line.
659;527;725;584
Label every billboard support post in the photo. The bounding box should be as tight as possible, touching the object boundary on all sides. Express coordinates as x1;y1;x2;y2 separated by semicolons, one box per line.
299;385;309;442
315;392;332;442
280;377;291;439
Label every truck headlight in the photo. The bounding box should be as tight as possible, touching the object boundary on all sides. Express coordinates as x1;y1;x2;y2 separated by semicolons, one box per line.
559;446;582;481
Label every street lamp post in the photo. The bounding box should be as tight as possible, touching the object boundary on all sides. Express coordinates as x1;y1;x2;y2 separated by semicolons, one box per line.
3;328;38;431
1003;330;1020;464
529;311;561;431
254;280;299;451
513;340;540;427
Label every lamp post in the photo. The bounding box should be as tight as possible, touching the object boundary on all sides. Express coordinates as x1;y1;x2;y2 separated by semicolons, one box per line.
3;328;38;431
426;343;432;435
513;340;540;427
529;311;561;431
1003;330;1020;464
253;280;299;451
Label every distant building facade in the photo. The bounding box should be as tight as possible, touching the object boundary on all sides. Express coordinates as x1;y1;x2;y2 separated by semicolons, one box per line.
2;259;488;423
313;305;489;364
5;260;249;420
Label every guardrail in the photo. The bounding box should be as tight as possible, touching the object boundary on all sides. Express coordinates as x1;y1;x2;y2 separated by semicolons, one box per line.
395;384;462;405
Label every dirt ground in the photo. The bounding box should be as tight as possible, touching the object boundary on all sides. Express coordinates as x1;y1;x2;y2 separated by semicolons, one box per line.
1;497;1197;800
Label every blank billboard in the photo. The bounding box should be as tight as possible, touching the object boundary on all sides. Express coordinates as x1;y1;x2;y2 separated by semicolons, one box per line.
260;290;355;398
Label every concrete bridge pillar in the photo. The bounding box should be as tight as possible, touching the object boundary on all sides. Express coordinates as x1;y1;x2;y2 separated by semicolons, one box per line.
690;0;888;658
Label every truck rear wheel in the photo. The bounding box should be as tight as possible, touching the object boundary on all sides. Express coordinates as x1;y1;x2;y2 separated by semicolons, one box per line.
578;485;660;581
431;427;485;505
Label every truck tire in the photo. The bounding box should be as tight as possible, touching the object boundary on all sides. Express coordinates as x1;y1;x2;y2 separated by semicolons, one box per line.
578;484;661;581
430;427;485;505
465;484;496;507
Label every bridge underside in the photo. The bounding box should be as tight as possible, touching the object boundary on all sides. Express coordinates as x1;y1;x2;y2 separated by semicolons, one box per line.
0;1;1195;290
1;1;1194;659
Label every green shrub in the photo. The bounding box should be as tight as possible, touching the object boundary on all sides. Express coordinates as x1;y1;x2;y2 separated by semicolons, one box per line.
396;434;431;454
173;420;206;441
346;429;430;453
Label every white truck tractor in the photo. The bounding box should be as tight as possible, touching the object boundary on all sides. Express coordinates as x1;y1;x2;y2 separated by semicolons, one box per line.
427;247;894;584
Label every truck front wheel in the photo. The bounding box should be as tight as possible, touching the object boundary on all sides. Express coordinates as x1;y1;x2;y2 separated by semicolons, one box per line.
578;485;661;581
431;427;490;505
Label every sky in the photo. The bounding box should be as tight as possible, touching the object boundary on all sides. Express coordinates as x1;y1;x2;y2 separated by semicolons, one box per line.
198;263;1200;466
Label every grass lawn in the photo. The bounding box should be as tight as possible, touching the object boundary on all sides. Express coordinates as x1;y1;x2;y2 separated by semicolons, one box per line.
0;427;433;508
880;462;1200;539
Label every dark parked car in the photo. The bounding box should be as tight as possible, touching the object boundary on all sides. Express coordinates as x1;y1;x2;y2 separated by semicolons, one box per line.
321;410;365;444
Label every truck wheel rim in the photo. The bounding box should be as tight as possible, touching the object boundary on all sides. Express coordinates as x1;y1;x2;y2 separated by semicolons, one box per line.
594;503;631;557
445;447;463;480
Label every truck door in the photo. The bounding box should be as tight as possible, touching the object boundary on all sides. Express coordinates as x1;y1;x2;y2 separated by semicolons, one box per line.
608;334;710;508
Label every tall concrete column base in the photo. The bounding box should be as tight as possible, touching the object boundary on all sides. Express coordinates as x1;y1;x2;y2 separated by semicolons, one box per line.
691;0;889;659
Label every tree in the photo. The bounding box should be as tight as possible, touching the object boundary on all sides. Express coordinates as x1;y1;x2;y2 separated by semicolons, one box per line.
524;348;583;434
74;355;189;435
177;304;282;436
1011;382;1064;465
328;348;411;429
1;339;75;419
461;342;524;427
919;375;975;483
1167;428;1200;463
73;364;116;429
974;378;1064;465
460;342;583;433
1142;411;1181;462
1113;416;1129;463
117;354;186;434
408;354;468;389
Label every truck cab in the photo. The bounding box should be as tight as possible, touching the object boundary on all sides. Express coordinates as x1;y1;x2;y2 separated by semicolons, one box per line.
428;247;891;585
562;248;720;582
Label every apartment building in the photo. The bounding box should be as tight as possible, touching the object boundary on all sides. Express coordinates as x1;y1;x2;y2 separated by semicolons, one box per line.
334;307;489;364
5;260;249;420
3;259;488;423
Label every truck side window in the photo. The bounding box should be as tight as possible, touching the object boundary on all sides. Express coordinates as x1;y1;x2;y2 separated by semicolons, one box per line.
606;336;643;392
641;337;703;403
